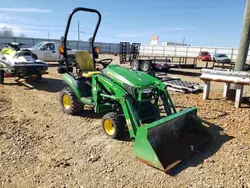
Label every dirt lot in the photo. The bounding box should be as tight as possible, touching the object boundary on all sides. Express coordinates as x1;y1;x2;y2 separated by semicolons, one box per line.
0;56;250;188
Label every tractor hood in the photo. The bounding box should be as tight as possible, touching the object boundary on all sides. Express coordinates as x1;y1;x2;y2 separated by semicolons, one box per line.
103;65;156;88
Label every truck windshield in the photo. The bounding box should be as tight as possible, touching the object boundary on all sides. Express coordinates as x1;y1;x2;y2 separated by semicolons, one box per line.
31;42;45;49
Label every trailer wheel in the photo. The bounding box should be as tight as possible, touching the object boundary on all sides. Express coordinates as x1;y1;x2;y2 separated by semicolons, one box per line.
140;61;151;72
131;60;140;71
0;70;4;84
102;112;126;139
60;87;84;115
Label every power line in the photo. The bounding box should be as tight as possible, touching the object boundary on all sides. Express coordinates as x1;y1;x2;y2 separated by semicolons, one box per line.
2;26;77;33
0;22;73;29
1;24;122;40
0;22;111;36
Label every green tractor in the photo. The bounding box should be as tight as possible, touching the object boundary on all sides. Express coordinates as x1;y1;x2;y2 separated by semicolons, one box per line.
59;7;212;172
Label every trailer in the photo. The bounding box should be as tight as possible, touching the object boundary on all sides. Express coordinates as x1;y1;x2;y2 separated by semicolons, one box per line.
119;42;172;72
119;42;198;72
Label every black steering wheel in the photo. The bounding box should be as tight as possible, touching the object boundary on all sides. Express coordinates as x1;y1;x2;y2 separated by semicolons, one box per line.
96;58;113;68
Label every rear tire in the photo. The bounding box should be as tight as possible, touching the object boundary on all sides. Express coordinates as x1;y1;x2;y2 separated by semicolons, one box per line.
130;60;140;71
102;112;126;139
60;87;83;115
140;61;151;72
0;70;4;84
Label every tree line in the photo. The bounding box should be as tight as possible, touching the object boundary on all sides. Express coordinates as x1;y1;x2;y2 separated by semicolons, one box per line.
0;27;26;38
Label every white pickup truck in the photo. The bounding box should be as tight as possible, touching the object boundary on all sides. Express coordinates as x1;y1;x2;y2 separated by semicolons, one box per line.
25;41;77;63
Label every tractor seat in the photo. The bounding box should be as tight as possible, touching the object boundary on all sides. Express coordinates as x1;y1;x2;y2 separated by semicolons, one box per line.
75;50;100;78
82;71;100;78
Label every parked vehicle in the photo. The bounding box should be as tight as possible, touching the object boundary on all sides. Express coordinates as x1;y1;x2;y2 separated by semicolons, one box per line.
0;43;48;84
197;51;212;61
120;42;172;72
58;6;212;172
24;42;77;63
213;53;231;64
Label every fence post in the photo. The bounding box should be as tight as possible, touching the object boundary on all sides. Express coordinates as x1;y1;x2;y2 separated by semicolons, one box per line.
231;48;234;60
186;47;188;58
109;43;111;54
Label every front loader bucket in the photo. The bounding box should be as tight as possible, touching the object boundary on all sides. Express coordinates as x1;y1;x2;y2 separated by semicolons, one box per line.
132;108;212;172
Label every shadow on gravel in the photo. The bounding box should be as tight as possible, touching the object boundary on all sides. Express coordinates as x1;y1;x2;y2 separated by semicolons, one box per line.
3;77;66;93
241;97;250;108
75;109;106;119
25;77;67;93
208;96;250;109
74;108;132;142
166;120;234;176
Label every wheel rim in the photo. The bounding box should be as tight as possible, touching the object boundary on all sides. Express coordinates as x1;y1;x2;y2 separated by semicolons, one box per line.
131;61;139;70
62;94;71;109
142;63;149;71
103;119;115;135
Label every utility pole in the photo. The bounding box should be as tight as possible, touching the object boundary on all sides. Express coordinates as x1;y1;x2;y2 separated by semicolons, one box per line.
47;31;50;39
235;0;250;71
78;21;80;41
77;21;80;49
182;37;185;44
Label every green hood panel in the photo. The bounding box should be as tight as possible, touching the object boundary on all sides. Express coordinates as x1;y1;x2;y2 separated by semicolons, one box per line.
103;65;156;87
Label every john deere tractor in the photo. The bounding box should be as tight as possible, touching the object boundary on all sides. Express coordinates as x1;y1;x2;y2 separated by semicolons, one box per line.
59;7;212;172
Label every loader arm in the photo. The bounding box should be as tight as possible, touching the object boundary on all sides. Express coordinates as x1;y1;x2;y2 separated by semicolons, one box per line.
92;74;143;139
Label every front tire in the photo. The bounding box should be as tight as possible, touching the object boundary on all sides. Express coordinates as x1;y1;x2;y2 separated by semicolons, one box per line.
102;112;126;139
60;87;83;115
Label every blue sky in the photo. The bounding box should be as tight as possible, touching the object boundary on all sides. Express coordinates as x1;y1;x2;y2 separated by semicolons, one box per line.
0;0;247;47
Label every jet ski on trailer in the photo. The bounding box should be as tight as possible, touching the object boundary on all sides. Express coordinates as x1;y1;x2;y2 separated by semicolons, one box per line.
0;42;48;84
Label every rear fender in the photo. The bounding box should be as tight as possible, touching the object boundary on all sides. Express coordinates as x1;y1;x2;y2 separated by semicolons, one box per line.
62;73;82;100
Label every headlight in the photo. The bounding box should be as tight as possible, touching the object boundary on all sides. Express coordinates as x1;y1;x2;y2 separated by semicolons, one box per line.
142;88;152;93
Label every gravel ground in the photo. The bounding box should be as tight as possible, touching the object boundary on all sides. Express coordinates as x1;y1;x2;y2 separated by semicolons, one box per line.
0;55;249;188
